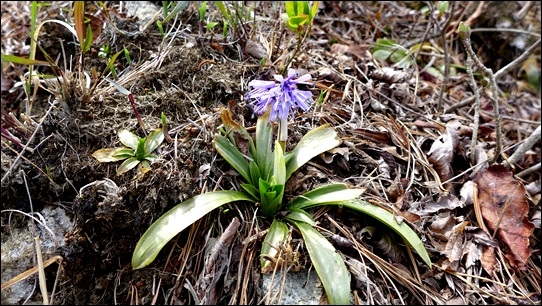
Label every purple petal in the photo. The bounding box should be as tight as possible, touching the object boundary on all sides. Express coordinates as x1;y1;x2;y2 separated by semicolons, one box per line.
292;73;312;84
248;80;276;89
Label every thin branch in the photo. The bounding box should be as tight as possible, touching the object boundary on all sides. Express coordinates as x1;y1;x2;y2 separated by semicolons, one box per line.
504;125;541;168
494;38;541;80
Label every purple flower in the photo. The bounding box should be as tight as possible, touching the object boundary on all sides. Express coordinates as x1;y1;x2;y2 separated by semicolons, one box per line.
245;68;313;122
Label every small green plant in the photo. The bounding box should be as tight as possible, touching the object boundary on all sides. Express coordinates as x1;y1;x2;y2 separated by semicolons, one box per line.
198;1;219;35
281;1;319;73
92;127;165;177
131;69;431;304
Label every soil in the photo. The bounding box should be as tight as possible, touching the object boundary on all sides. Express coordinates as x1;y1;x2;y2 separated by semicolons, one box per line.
1;1;541;305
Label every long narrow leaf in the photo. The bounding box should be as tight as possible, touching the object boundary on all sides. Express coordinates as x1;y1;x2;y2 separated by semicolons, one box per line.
213;135;251;183
285;125;341;180
272;140;286;186
255;111;273;180
144;128;165;154
0;54;49;66
341;199;431;268
260;219;289;272
92;147;131;162
132;190;254;269
162;1;191;23
291;220;350;305
73;2;86;50
288;183;364;210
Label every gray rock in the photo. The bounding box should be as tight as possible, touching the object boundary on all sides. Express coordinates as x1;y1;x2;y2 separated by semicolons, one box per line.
1;206;73;305
261;269;324;305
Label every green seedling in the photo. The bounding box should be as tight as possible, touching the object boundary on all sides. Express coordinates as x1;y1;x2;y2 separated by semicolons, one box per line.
281;1;319;72
92;128;165;177
283;1;318;34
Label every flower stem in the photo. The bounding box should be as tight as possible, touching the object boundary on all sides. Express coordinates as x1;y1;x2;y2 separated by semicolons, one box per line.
279;116;287;152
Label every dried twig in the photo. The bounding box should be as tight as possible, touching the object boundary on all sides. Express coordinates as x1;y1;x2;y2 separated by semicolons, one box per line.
457;25;541;165
504;125;541;168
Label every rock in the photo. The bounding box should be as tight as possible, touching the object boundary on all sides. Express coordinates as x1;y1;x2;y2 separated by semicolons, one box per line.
1;206;73;305
261;269;324;305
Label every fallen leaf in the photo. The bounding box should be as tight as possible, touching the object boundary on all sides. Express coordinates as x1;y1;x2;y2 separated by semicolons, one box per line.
474;165;535;270
245;39;267;59
369;66;409;83
428;121;461;183
417;193;464;215
480;246;498;275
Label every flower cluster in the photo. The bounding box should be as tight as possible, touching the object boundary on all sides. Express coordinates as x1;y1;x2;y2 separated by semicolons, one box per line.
245;68;314;122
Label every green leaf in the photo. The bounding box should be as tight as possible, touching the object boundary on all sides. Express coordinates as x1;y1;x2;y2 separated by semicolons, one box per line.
213;134;251;183
261;219;289;272
135;137;147;160
272;140;286;186
82;21;93;53
143;153;158;162
162;1;191;23
112;147;135;159
248;160;261;187
285;1;296;17
310;1;319;20
288;183;364;210
284;208;316;226
255;113;273;181
288;15;309;27
290;220;350;305
104;50;124;78
259;178;285;216
372;39;412;69
285;125;342;180
132;190;254;269
92;147;132;162
118;129;139;150
199;1;208;21
340;199;431;268
117;157;140;175
145;128;165;154
0;54;50;66
240;183;260;200
215;1;233;26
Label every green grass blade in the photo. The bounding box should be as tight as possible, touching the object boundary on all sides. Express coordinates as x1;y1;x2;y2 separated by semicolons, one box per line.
162;1;191;23
290;220;350;305
285;125;341;180
132;190;254;270
0;54;49;66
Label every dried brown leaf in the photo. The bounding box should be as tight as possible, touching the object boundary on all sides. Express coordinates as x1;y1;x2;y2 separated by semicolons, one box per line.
245;39;267;59
369;67;409;84
428;121;461;182
480;246;498;275
474;165;535;270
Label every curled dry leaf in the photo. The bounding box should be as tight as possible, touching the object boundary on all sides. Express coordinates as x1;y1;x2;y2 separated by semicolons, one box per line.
369;66;409;84
474;165;535;270
245;39;267;60
427;121;461;183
